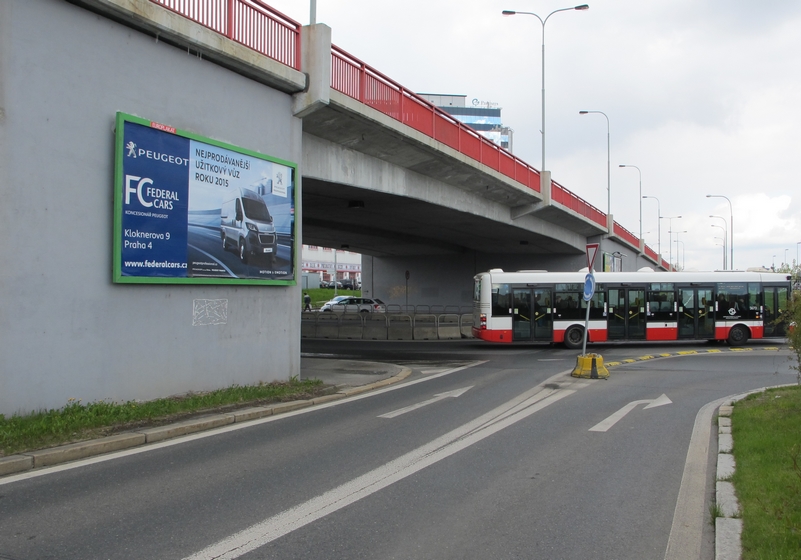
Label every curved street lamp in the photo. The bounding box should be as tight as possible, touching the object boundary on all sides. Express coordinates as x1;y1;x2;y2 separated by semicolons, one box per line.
672;230;688;270
580;110;610;218
503;5;589;172
710;215;728;269
620;164;642;241
707;194;733;269
665;216;682;271
711;224;726;270
642;195;662;260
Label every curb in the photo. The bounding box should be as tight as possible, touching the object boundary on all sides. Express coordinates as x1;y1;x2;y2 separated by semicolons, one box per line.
604;346;782;368
714;403;742;560
0;367;412;479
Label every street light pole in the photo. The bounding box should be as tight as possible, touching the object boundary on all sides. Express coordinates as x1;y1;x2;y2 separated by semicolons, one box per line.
503;5;589;172
706;194;733;269
620;164;642;241
711;224;727;270
580;110;611;219
673;231;687;270
710;215;728;269
666;216;682;271
642;195;662;260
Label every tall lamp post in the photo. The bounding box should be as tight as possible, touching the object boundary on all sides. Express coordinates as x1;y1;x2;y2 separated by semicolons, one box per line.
503;5;589;172
642;195;662;260
672;231;687;270
619;164;642;241
707;194;733;269
711;224;727;270
580;110;611;219
710;215;728;269
666;216;682;271
676;240;686;270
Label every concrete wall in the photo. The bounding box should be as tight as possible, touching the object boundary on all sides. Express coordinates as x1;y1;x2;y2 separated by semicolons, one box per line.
0;0;303;416
363;241;658;308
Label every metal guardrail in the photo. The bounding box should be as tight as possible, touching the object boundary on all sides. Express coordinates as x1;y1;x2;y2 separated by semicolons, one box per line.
301;312;475;341
150;0;301;69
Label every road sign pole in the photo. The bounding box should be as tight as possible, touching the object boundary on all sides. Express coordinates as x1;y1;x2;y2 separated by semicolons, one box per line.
582;294;591;355
582;243;599;356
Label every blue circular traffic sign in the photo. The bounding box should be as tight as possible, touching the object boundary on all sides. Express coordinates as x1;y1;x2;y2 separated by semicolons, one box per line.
583;273;596;302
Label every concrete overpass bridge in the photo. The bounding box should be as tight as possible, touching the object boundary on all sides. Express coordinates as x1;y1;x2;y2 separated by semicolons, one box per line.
129;0;666;303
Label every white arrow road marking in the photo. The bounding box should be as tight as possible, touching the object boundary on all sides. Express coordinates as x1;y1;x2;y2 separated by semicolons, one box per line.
589;394;672;432
378;387;473;418
182;377;585;560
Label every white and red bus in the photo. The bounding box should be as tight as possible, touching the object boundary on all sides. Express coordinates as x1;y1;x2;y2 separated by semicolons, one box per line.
473;268;792;348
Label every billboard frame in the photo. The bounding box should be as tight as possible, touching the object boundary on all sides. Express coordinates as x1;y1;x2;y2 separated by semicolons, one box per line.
113;112;297;286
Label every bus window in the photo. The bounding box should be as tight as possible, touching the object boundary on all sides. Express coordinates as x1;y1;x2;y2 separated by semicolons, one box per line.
717;282;758;321
648;290;675;321
555;291;582;320
717;283;747;320
492;284;512;316
580;292;606;320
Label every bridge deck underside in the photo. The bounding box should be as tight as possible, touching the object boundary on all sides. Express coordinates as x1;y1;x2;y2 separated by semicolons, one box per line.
300;97;600;257
302;178;580;258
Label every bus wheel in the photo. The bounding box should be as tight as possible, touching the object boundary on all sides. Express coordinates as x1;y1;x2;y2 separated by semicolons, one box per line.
727;325;749;346
564;326;584;350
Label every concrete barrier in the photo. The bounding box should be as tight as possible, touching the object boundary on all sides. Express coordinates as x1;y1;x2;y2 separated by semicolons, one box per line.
460;314;474;338
388;314;413;340
315;313;340;338
301;312;316;338
338;314;364;339
363;314;389;340
413;314;438;340
437;314;462;339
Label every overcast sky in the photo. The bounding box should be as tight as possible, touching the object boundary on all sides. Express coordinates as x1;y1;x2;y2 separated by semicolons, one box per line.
269;0;801;271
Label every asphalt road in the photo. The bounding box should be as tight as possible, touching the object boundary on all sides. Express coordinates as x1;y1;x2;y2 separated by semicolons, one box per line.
0;339;793;559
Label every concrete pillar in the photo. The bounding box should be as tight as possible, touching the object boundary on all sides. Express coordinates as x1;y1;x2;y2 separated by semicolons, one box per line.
540;170;552;205
292;24;331;118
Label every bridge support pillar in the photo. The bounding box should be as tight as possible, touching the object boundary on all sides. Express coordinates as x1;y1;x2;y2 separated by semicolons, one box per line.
293;24;331;118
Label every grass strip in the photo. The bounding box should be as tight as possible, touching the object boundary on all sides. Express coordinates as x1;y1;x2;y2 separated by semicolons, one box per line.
0;378;324;457
732;386;801;559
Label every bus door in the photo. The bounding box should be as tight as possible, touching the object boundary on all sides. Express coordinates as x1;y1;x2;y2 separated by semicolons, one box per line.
532;288;553;340
512;288;532;341
607;288;646;340
678;287;715;339
763;286;789;337
512;288;553;341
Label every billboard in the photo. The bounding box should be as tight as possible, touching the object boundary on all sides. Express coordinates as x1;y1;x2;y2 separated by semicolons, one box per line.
113;113;297;285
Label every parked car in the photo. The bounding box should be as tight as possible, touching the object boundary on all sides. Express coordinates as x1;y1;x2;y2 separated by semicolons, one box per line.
340;279;354;290
325;280;342;289
320;297;386;313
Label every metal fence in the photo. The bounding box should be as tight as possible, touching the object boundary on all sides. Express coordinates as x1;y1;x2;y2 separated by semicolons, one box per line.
301;310;475;341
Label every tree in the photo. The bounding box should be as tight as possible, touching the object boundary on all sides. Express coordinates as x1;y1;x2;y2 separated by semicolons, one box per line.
781;289;801;384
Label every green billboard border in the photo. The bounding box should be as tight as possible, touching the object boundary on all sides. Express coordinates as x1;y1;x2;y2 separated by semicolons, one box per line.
113;112;297;286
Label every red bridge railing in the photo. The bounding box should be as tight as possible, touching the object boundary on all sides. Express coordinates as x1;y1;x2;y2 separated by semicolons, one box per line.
150;0;301;70
331;46;542;196
613;222;640;249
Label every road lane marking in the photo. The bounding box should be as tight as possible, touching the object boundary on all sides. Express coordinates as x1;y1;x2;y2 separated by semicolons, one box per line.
378;386;473;418
182;375;585;560
589;394;672;432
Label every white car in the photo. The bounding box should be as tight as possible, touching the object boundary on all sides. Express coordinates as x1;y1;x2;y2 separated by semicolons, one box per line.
320;297;386;313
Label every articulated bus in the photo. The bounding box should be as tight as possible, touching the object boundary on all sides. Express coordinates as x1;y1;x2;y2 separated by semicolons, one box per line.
472;269;792;348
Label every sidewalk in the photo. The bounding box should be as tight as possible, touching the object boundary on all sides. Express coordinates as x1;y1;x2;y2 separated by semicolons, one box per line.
0;359;412;479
